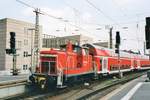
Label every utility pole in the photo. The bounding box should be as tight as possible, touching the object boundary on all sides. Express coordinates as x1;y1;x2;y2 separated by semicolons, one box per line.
33;8;42;72
109;27;113;49
16;0;43;72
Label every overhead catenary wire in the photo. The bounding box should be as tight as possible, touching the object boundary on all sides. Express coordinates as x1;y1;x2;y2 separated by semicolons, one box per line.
62;0;81;15
16;0;36;9
16;0;65;20
60;0;146;30
61;0;82;28
16;0;93;35
85;0;119;26
16;0;145;39
37;1;145;43
18;1;104;42
41;10;93;34
16;0;145;31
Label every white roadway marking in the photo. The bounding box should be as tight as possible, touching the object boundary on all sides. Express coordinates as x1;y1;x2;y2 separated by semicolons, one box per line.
121;82;143;100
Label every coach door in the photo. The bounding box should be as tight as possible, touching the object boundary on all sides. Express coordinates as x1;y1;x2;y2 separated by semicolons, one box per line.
102;57;108;74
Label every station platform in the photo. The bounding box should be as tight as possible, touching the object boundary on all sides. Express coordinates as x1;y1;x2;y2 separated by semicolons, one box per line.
0;74;28;85
101;74;150;100
0;74;28;99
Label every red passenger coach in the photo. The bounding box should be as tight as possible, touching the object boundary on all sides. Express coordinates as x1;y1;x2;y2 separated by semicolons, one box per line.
29;42;150;89
84;44;132;74
83;43;150;74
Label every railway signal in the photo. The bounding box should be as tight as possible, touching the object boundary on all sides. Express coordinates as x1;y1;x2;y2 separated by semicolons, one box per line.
10;32;16;54
5;32;16;54
5;49;12;54
5;32;18;75
10;32;16;49
115;31;120;53
145;17;150;49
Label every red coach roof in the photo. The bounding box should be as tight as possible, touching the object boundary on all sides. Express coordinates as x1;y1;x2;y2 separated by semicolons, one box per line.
83;44;111;56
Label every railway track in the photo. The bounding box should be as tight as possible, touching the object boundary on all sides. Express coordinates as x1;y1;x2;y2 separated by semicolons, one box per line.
6;71;147;100
77;72;145;100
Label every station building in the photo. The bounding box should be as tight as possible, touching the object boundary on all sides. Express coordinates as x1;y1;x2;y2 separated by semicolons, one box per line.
0;18;39;75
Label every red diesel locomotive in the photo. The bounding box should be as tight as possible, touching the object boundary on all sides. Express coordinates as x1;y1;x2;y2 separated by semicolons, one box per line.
29;41;150;88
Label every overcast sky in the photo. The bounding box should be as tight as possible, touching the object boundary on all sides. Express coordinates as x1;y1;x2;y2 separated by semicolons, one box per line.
1;0;150;53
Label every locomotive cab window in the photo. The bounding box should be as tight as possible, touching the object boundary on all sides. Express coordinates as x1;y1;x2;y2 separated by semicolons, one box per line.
41;62;49;74
41;61;56;74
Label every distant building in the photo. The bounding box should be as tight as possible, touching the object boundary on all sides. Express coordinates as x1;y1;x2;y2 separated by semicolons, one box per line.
0;18;42;75
42;34;93;48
